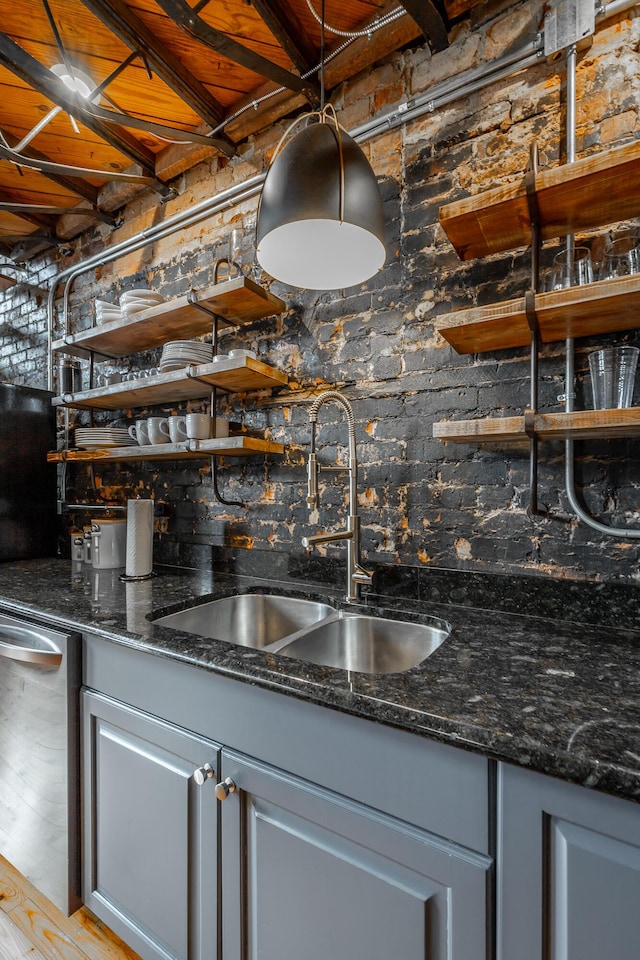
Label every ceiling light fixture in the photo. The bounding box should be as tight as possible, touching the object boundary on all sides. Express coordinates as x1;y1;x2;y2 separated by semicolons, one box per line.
255;1;386;290
50;63;99;102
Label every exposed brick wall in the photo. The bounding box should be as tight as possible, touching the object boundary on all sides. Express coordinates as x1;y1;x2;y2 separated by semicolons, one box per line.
3;1;640;583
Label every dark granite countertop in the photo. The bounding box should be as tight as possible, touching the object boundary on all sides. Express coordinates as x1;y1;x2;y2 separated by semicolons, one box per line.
1;556;639;804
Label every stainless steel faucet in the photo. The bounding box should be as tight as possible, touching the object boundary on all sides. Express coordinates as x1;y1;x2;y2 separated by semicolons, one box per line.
302;390;373;602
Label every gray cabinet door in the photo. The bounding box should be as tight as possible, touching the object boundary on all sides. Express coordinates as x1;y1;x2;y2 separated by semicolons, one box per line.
82;690;220;960
498;763;640;960
219;749;491;960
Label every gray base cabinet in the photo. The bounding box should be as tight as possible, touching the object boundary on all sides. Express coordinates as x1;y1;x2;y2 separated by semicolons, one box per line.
219;749;491;960
82;691;220;960
497;763;640;960
81;637;493;960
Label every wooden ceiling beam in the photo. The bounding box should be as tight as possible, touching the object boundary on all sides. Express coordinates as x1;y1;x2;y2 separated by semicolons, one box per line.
78;0;236;147
0;34;166;186
155;0;317;101
0;131;101;205
249;0;319;80
444;0;485;20
400;0;449;52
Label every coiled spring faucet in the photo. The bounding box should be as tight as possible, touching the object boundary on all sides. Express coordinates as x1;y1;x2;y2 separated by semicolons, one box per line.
302;390;373;602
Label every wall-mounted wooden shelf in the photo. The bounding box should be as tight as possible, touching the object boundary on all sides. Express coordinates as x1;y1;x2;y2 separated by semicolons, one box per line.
47;436;285;463
436;274;640;354
439;139;640;260
52;356;289;410
433;407;640;444
52;276;286;360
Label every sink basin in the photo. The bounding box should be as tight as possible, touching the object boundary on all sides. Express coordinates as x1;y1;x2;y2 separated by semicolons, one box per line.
154;592;336;648
274;612;450;674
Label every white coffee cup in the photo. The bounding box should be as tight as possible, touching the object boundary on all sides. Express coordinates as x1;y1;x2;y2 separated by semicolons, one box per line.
91;519;127;569
185;414;229;440
212;417;229;439
83;525;93;564
167;415;187;443
185;413;213;440
70;533;84;563
147;416;171;444
128;420;150;445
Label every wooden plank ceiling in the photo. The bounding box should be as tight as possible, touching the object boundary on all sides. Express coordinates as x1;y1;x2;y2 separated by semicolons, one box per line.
0;0;483;260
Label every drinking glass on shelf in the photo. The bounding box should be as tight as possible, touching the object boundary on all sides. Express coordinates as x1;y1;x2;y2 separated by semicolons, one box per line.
588;345;639;410
598;236;640;280
548;246;594;290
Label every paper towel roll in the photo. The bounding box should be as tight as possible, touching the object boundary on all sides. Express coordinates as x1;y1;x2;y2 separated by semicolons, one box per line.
126;499;154;578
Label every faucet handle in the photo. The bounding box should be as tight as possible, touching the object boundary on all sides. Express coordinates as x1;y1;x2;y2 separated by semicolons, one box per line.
352;563;373;586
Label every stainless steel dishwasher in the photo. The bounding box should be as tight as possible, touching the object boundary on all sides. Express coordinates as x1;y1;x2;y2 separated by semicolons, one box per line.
0;610;81;914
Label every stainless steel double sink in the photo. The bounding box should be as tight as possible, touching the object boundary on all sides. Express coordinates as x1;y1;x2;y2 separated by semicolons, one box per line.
154;592;450;675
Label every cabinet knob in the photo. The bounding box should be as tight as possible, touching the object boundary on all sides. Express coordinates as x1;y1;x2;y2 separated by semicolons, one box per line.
193;763;215;786
215;777;237;801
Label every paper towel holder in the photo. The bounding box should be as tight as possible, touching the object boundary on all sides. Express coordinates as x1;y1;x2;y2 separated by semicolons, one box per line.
119;571;156;582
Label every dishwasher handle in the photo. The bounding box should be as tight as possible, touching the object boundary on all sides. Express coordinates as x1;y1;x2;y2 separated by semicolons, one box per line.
0;635;63;667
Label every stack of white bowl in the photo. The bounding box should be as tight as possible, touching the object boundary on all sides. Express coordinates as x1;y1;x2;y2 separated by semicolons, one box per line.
159;340;214;372
95;299;122;325
119;288;165;319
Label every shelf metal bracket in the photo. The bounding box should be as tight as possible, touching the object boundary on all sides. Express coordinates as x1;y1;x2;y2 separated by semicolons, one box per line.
187;290;221;353
184;363;217;387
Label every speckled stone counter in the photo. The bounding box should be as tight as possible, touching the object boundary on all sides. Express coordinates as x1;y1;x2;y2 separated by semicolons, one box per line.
1;556;639;804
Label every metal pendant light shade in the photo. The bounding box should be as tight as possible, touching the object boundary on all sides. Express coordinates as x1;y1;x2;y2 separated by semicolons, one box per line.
256;121;386;290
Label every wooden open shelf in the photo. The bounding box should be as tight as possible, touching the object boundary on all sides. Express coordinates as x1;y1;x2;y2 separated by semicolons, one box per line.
48;436;285;463
436;274;640;354
52;276;286;360
52;356;289;410
439;140;640;260
433;407;640;444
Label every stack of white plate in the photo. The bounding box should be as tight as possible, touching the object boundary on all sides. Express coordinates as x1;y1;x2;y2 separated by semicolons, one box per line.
119;289;165;319
95;299;122;325
75;427;131;449
159;340;214;372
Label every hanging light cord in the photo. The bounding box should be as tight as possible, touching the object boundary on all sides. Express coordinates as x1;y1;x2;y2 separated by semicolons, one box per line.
305;0;406;39
207;4;408;136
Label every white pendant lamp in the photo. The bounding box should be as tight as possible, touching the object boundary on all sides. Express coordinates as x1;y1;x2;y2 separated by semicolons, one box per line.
256;5;386;290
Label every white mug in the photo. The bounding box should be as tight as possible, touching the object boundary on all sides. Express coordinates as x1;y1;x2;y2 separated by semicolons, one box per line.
83;525;93;564
147;416;170;444
128;420;150;445
167;415;187;442
91;519;127;569
185;413;212;440
70;533;84;563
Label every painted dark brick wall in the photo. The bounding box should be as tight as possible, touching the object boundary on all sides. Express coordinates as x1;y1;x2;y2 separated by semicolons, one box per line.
3;1;640;584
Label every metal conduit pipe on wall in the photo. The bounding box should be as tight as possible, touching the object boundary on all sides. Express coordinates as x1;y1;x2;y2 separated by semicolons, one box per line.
46;29;554;389
46;0;640;553
47;0;639;386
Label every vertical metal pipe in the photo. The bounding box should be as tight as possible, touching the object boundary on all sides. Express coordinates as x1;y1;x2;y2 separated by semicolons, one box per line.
562;42;640;537
529;143;540;516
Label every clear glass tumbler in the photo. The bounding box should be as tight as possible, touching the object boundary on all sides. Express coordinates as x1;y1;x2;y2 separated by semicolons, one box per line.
598;236;640;280
548;246;593;290
588;345;640;409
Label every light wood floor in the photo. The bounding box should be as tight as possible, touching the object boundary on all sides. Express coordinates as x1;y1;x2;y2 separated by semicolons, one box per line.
0;856;140;960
